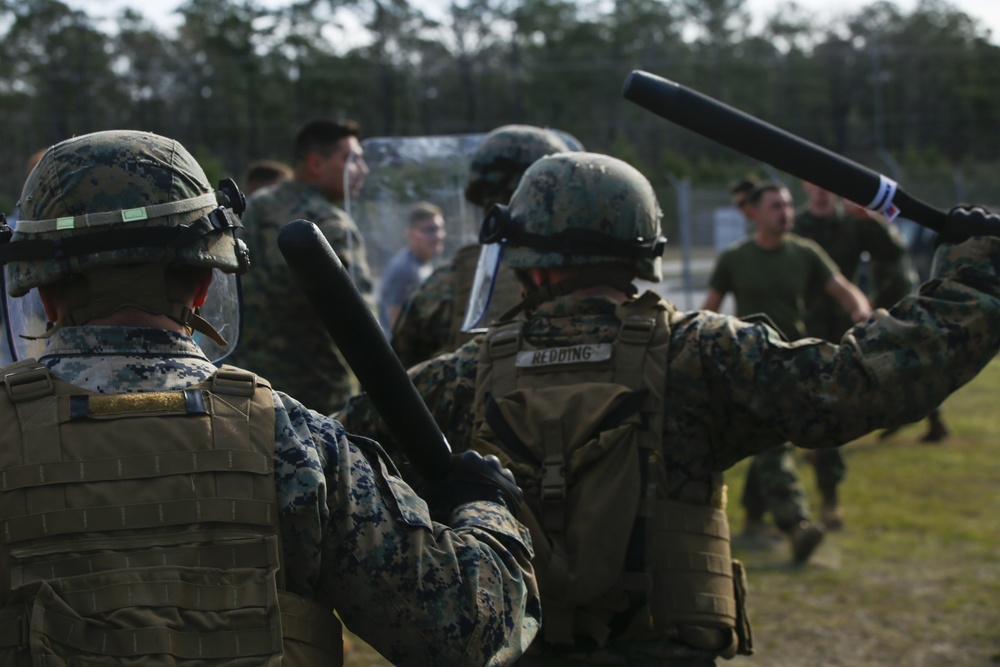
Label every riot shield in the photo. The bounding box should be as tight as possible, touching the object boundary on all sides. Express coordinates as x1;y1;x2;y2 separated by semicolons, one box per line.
345;134;487;286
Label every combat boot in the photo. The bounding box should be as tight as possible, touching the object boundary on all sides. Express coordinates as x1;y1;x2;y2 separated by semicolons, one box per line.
820;502;844;531
790;520;826;565
819;486;844;530
735;512;783;550
920;410;950;443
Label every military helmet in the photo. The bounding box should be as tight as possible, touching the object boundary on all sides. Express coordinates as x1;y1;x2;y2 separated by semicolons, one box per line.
464;125;572;207
495;152;665;281
6;130;247;297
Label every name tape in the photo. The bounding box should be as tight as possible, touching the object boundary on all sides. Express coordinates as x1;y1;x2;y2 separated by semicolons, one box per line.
516;344;613;368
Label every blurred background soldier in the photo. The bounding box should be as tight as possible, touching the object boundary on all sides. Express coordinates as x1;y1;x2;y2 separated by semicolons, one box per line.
242;158;294;196
703;182;871;560
379;201;447;335
794;181;910;526
389;124;573;368
0;130;538;666
229;119;374;413
850;200;951;444
339;151;1000;665
729;177;758;227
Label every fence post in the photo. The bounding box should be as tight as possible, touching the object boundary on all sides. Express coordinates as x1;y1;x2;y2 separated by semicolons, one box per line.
668;174;694;310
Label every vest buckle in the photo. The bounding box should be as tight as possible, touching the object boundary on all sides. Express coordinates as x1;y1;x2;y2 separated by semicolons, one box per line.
211;369;257;397
4;366;54;403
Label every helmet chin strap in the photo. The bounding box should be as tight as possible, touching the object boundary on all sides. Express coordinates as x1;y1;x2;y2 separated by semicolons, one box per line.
28;264;227;345
497;266;637;323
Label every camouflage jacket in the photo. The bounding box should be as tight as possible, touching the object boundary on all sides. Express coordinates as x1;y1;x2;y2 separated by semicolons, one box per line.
228;179;374;413
338;237;1000;660
794;207;907;340
342;236;1000;495
35;326;539;667
391;255;458;368
391;244;526;369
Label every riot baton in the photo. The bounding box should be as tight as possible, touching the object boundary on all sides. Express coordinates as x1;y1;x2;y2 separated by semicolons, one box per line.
621;70;948;233
277;219;453;482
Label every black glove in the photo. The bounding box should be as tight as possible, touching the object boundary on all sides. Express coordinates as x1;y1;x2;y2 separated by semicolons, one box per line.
938;205;1000;245
424;450;523;521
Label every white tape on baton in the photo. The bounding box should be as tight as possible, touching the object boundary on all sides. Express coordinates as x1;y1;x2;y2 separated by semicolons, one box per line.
866;175;901;221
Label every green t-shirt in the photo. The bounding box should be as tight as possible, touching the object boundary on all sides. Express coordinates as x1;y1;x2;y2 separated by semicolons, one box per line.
709;234;838;340
794;207;908;339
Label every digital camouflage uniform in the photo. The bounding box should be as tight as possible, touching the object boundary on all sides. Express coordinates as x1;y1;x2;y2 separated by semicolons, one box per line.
794;207;907;508
390;125;572;368
391;246;523;368
338;152;1000;665
341;237;1000;663
30;326;539;666
229;179;374;414
0;130;540;666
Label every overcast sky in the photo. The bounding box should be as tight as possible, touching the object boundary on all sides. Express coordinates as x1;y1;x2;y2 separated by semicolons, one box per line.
61;0;1000;41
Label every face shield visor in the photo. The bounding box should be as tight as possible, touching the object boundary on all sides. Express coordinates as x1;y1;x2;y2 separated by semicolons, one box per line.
2;268;243;364
0;178;248;365
460;242;505;333
461;204;510;333
461;203;669;332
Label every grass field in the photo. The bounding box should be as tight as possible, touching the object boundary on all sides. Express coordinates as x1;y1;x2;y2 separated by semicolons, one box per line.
346;357;1000;666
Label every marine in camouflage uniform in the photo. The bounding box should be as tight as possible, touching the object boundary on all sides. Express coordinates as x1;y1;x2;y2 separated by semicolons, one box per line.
228;120;374;414
390;125;572;368
867;217;951;442
794;184;909;525
0;130;539;666
338;152;1000;665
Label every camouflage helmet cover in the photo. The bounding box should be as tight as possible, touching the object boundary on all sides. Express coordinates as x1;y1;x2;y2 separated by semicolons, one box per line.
464;125;572;207
8;130;244;296
503;152;664;281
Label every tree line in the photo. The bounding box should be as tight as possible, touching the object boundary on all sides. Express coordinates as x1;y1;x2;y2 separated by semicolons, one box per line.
3;0;1000;219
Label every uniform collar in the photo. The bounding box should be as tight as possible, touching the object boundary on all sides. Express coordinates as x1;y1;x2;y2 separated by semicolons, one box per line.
39;326;211;361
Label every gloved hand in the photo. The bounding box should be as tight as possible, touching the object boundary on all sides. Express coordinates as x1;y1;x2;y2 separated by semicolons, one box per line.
938;205;1000;245
424;450;523;521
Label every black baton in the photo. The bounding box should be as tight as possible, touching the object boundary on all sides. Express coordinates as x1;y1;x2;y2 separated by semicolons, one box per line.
277;219;453;482
622;69;947;232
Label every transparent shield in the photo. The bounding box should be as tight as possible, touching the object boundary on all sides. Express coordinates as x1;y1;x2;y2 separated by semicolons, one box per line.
197;270;242;362
461;243;504;333
2;269;241;364
344;134;487;286
3;286;47;362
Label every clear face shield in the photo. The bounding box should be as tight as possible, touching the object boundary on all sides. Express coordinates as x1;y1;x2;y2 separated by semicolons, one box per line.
460;203;512;333
460;242;504;333
2;268;243;364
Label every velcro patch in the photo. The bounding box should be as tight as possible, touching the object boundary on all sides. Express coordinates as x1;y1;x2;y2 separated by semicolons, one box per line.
88;392;187;416
515;344;613;368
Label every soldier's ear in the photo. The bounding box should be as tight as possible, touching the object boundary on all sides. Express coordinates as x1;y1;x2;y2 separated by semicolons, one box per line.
37;286;59;322
304;152;325;177
192;268;213;308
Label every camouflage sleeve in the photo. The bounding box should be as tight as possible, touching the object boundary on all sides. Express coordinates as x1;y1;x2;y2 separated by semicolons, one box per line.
391;262;458;368
690;237;1000;469
274;391;539;666
870;255;918;308
335;339;482;477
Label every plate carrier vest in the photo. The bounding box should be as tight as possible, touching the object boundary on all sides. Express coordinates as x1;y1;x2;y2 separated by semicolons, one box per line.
473;292;751;657
0;360;342;665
